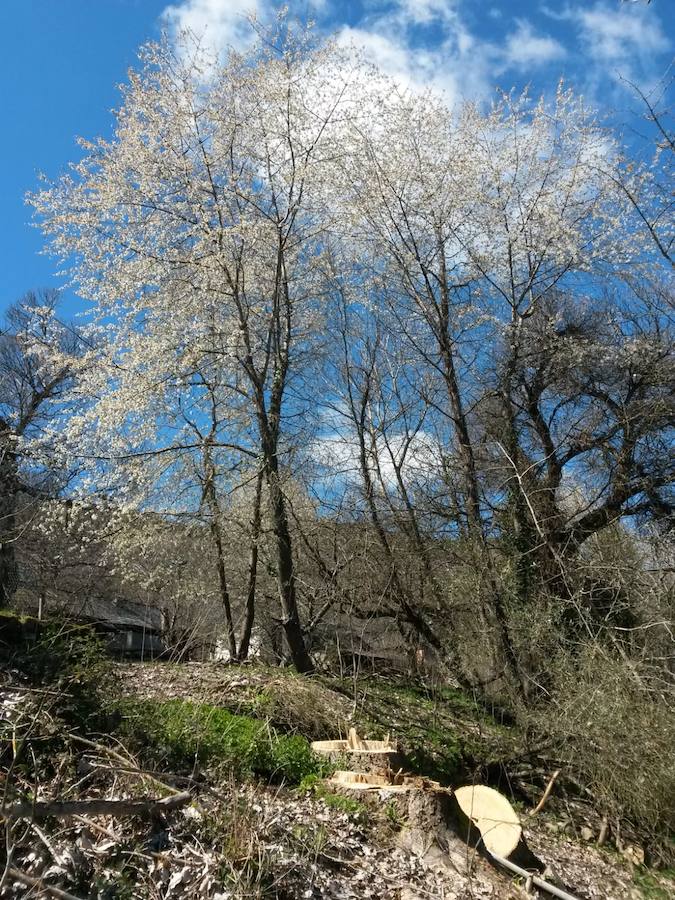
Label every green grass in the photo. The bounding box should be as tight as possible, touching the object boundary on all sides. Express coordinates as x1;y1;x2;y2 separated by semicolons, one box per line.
633;867;675;899
297;773;366;817
109;663;519;788
108;665;524;792
329;675;516;785
115;697;321;784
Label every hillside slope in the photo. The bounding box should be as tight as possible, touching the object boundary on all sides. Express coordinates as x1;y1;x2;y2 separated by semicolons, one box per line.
2;656;672;899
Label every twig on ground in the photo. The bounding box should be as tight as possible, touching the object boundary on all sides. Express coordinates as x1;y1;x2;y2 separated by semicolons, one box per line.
2;791;192;822
529;769;561;817
67;732;181;795
6;867;85;900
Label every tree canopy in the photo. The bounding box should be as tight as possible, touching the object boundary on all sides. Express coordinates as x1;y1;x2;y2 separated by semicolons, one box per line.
27;26;673;679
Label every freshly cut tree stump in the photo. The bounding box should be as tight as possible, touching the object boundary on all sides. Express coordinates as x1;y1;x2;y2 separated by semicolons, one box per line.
326;770;444;791
326;771;470;875
311;728;404;775
398;787;471;875
327;775;522;872
329;770;394;789
311;728;396;753
453;785;522;858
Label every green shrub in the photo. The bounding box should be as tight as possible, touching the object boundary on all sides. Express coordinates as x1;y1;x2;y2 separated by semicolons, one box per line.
115;698;320;784
268;733;318;783
0;617;115;795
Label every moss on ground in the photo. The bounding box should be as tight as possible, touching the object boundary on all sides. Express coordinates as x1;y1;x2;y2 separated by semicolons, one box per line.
297;773;367;817
114;697;323;784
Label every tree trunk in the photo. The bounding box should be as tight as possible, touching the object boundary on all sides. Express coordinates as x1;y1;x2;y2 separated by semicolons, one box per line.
203;450;237;660
0;539;17;608
435;277;526;701
351;379;443;651
264;455;314;673
0;438;19;608
234;236;313;673
492;315;543;701
209;515;237;660
237;467;264;662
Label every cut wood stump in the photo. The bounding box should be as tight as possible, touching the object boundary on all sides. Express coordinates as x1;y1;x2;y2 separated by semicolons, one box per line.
311;728;404;775
320;734;525;876
325;774;526;875
328;770;396;789
398;786;472;876
326;770;441;792
325;770;470;875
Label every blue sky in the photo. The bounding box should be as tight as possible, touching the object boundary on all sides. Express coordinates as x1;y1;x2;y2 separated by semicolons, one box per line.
1;0;672;317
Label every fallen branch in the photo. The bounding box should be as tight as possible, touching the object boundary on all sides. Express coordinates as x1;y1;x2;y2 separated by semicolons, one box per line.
2;791;191;822
529;769;561;817
73;813;119;842
86;760;196;789
7;868;84;900
0;684;65;697
67;732;181;795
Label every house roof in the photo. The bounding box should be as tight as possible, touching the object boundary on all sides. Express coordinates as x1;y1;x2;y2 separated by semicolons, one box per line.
16;591;163;633
76;597;163;632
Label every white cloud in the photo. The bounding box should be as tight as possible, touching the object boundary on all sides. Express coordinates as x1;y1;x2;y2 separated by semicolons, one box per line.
312;429;440;489
336;27;413;84
503;20;567;71
392;0;458;27
160;1;669;114
542;1;671;92
574;2;670;62
335;20;494;107
161;0;260;55
161;0;495;106
335;8;568;104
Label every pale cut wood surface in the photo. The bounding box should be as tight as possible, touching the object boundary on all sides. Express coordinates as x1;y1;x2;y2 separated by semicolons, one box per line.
453;785;522;858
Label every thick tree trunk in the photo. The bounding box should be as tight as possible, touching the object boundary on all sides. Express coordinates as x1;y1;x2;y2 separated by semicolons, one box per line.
210;516;237;661
436;260;484;539
353;392;443;652
0;538;17;608
438;337;484;538
435;279;526;701
493;316;543;701
234;236;313;673
264;454;314;673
